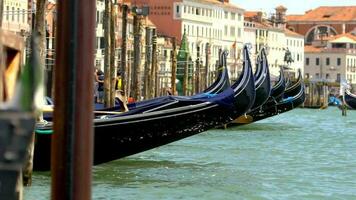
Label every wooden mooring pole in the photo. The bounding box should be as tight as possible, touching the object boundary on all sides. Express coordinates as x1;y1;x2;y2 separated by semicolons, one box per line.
120;4;128;98
171;37;177;95
51;0;95;199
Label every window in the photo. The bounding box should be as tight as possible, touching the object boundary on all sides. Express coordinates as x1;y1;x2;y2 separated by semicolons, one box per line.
316;73;320;79
224;25;228;36
326;57;330;65
337;58;341;66
326;73;330;79
238;28;241;37
6;6;9;20
297;54;300;61
238;13;242;21
176;5;179;13
230;26;235;37
17;8;20;22
22;9;25;22
306;58;309;65
183;5;186;13
99;37;105;49
224;11;228;19
337;73;341;82
231;13;236;20
196;8;199;15
12;7;15;21
306;73;310;78
164;50;167;58
316;58;320;65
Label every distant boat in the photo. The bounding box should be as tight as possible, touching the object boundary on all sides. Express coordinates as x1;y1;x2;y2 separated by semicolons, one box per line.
344;88;356;109
33;47;256;171
328;96;342;106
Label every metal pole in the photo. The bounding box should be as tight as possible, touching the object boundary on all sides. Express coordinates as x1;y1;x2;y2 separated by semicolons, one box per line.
51;0;95;199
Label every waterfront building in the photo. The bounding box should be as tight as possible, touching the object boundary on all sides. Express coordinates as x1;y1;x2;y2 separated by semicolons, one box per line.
243;6;304;77
285;29;304;77
94;0;105;69
304;33;356;92
286;6;356;45
1;0;30;34
133;0;245;80
156;36;174;94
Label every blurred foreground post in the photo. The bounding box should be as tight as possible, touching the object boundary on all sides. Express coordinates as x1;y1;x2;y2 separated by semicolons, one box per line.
51;0;95;199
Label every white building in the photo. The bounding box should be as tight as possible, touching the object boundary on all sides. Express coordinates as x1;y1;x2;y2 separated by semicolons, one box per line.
304;33;356;88
243;10;304;78
1;0;29;33
175;0;245;79
94;0;105;69
285;29;304;77
243;21;257;69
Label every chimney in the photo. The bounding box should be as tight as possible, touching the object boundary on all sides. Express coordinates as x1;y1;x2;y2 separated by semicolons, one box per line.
275;5;287;27
256;11;263;23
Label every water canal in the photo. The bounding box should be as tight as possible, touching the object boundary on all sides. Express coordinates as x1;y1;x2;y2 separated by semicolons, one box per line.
25;108;356;199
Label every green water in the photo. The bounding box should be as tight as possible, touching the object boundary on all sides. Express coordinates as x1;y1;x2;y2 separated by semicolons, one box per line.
25;108;356;199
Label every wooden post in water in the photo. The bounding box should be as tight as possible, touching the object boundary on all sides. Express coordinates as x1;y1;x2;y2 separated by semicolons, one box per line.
204;43;210;88
195;45;200;93
127;49;132;99
183;55;189;96
143;27;152;99
120;4;128;98
21;0;46;188
171;37;177;95
150;29;157;98
132;15;142;101
109;0;116;107
103;0;111;107
0;0;5;102
51;0;95;199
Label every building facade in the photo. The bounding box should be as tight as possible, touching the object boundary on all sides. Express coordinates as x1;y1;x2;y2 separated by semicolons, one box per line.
286;6;356;45
304;34;356;91
133;0;245;80
243;7;304;78
1;0;29;33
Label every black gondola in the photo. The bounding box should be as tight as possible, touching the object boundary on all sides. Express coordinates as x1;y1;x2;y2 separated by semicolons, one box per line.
344;88;356;109
33;48;256;171
284;70;303;98
228;69;305;126
249;48;271;111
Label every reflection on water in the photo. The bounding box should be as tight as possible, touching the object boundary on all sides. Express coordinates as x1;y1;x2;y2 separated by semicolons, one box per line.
25;108;356;199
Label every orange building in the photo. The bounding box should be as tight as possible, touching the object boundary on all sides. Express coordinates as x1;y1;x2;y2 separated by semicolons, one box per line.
286;6;356;44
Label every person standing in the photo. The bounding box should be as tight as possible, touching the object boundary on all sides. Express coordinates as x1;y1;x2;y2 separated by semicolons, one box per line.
94;68;103;103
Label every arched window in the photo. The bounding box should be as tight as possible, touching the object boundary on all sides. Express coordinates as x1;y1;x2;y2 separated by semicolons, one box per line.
305;25;337;44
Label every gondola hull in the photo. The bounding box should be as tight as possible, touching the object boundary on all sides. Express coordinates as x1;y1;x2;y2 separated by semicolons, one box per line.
344;90;356;109
35;99;236;170
34;49;256;171
227;69;304;127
